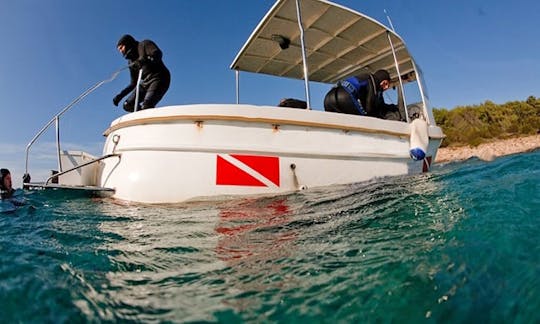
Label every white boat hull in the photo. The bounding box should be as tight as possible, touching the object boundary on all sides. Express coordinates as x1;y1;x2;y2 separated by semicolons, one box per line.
23;0;446;204
98;104;443;203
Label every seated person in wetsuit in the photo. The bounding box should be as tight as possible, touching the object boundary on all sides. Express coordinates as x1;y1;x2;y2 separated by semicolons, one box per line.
324;69;400;120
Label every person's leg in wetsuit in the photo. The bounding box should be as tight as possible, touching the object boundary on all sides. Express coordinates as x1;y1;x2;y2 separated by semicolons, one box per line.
140;75;171;110
122;86;147;112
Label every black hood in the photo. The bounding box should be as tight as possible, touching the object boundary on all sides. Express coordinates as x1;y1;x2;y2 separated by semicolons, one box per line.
373;69;390;87
0;168;9;190
117;34;138;60
117;34;137;47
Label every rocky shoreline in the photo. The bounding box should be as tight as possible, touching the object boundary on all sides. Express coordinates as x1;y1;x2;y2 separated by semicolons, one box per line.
435;134;540;163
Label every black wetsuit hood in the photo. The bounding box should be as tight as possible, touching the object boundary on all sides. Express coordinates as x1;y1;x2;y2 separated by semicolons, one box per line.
0;168;9;191
0;168;14;199
372;69;390;90
117;34;139;60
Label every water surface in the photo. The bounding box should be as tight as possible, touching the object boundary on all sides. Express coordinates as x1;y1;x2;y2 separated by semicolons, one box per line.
1;150;539;323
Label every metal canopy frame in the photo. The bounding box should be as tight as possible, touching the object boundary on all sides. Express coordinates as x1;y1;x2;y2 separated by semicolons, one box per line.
231;0;427;116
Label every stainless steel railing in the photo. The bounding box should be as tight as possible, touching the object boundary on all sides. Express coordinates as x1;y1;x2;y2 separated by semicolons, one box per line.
23;65;131;183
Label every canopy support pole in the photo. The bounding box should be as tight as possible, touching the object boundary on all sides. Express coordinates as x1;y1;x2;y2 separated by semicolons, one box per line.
386;31;409;123
411;60;433;125
295;0;311;110
235;70;240;104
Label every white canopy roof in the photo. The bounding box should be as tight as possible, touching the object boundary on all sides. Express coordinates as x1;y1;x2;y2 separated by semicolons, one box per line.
230;0;416;84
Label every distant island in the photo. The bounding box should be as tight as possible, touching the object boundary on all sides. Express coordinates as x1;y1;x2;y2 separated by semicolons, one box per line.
433;96;540;163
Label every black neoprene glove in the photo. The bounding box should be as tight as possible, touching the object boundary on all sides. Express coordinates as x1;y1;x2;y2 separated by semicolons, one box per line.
113;94;123;106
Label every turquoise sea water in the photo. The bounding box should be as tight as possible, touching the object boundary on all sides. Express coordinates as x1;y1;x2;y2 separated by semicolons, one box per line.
1;150;539;323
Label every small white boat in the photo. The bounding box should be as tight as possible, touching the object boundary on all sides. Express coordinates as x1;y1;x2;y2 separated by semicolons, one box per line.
24;0;444;203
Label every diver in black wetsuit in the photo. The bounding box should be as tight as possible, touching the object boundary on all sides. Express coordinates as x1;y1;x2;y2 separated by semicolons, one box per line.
324;69;400;120
0;168;15;200
113;34;171;112
0;168;29;211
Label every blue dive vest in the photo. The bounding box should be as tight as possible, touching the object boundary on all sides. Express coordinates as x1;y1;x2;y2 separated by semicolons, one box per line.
338;77;368;115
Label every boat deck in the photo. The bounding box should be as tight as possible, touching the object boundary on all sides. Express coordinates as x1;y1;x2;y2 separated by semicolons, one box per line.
24;182;115;193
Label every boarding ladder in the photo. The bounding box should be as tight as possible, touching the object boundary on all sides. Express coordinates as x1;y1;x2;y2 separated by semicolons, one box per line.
23;65;143;193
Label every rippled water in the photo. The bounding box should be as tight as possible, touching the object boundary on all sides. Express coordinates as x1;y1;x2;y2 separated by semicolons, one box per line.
1;150;539;323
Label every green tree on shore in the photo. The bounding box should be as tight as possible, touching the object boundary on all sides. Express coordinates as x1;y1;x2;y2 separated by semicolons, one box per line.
433;96;540;147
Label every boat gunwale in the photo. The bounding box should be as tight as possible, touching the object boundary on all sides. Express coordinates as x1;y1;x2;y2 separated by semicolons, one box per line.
103;105;444;139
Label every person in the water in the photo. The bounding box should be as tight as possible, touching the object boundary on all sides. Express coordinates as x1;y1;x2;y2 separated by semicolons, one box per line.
1;168;28;212
0;168;15;199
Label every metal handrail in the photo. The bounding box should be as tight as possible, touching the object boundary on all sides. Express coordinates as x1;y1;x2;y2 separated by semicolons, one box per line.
24;66;129;181
44;153;120;185
134;69;143;112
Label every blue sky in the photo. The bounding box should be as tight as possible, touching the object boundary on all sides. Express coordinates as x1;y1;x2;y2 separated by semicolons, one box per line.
1;0;539;188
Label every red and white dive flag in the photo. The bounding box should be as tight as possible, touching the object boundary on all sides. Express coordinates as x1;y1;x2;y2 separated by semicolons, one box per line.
216;154;280;187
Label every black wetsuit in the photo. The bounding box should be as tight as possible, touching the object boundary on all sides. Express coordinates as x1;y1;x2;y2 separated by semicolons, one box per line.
0;188;14;200
324;73;398;119
115;36;171;112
